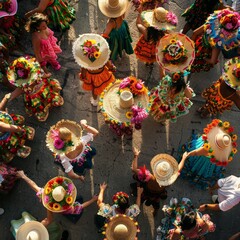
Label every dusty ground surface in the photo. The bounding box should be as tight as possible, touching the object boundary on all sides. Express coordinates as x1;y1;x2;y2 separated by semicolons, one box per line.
0;0;240;239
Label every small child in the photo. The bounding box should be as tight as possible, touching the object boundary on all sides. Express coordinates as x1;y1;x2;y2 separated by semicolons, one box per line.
25;13;62;77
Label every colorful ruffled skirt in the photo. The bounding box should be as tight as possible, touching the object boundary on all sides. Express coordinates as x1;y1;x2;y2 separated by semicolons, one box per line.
134;35;157;64
45;0;76;31
0;114;34;163
107;20;134;61
80;66;115;96
23;78;64;122
177;133;225;190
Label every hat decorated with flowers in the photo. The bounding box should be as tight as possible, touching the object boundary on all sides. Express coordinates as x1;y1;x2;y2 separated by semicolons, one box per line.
222;57;240;90
202;119;237;166
156;33;195;72
99;77;150;132
73;33;110;71
7;56;42;88
103;214;138;240
0;111;13;140
42;176;77;213
0;0;17;18
141;7;178;31
46;119;82;154
112;192;129;204
204;9;240;51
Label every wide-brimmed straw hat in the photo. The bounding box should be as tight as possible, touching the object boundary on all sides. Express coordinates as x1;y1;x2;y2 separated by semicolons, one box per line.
98;0;130;18
222;57;240;90
150;154;178;186
141;7;178;31
99;77;150;127
156;32;195;72
0;0;18;18
73;33;110;71
16;221;49;240
104;215;138;240
42;176;77;213
202;119;237;166
46;119;82;154
204;9;240;51
7;56;42;88
0;111;13;140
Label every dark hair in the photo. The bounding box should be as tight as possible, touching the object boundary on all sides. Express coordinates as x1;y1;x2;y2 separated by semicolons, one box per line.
170;74;186;95
25;13;49;33
117;196;130;212
180;211;197;231
147;27;165;43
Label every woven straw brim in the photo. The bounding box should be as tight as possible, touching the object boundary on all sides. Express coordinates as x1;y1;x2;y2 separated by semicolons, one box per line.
98;0;130;18
73;33;110;70
206;126;232;163
156;33;195;72
150;154;178;186
46;120;82;154
141;10;176;31
42;177;77;213
7;57;42;87
16;221;49;240
101;81;149;124
222;57;240;90
0;0;18;18
105;215;137;240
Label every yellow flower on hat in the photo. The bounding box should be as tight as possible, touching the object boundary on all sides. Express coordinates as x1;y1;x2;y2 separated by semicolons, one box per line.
223;121;230;128
232;134;237;141
66;196;73;204
53;203;61;211
45;187;52;195
232;148;238;154
94;51;101;59
203;143;210;151
126;111;133;119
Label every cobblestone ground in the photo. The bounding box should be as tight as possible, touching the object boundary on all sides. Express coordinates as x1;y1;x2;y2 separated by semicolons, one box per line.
0;0;240;239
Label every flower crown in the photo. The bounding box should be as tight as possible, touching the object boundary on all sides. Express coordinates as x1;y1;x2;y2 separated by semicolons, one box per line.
138;165;151;182
0;0;13;13
219;10;240;32
50;129;74;151
112;192;129;204
81;39;101;62
162;39;187;65
43;177;75;212
202;119;237;166
233;63;240;81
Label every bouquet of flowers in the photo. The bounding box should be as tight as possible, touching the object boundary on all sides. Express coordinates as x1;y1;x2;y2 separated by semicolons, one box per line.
81;39;101;62
50;129;73;151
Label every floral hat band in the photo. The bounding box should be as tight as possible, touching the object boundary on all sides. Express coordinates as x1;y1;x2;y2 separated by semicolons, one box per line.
112;191;129;204
219;11;240;32
81;39;101;62
171;72;185;83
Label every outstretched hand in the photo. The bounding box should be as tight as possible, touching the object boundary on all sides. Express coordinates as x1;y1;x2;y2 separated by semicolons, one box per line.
133;147;140;156
100;182;107;191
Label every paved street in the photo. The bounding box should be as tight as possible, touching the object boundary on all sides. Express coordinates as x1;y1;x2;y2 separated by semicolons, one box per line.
0;0;240;239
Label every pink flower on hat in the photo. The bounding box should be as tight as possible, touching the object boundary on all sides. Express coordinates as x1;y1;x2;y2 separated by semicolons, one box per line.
54;137;65;150
166;12;178;26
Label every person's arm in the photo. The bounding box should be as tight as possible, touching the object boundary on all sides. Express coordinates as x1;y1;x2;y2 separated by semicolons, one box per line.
41;210;53;227
178;151;188;172
131;147;140;174
97;182;107;208
169;228;181;240
16;171;41;193
0;121;25;134
67;169;85;182
82;195;98;208
102;19;115;38
136;187;143;207
136;14;147;39
230;92;240;110
191;25;204;41
25;0;50;18
32;34;44;64
229;231;240;240
184;86;194;99
199;203;221;211
187;146;208;158
80;119;99;137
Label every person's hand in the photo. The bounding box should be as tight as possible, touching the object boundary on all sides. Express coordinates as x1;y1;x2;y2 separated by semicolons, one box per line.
16;170;26;179
80;119;88;128
137;186;143;195
133;147;140;156
100;182;107;191
198;204;207;212
182;151;188;160
41;217;52;227
92;194;98;202
80;175;85;182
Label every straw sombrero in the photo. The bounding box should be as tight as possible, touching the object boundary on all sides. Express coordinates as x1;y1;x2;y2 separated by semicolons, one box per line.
99;77;150;128
7;56;42;88
46;119;82;154
202;119;237;166
0;111;13;140
98;0;130;18
73;33;110;71
150;154;178;186
0;0;18;18
204;9;240;51
16;221;49;240
42;176;77;213
141;7;178;31
222;57;240;90
156;33;195;73
104;215;138;240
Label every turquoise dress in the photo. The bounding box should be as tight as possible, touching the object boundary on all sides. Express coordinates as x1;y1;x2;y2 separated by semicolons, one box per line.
107;20;134;61
177;133;225;190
